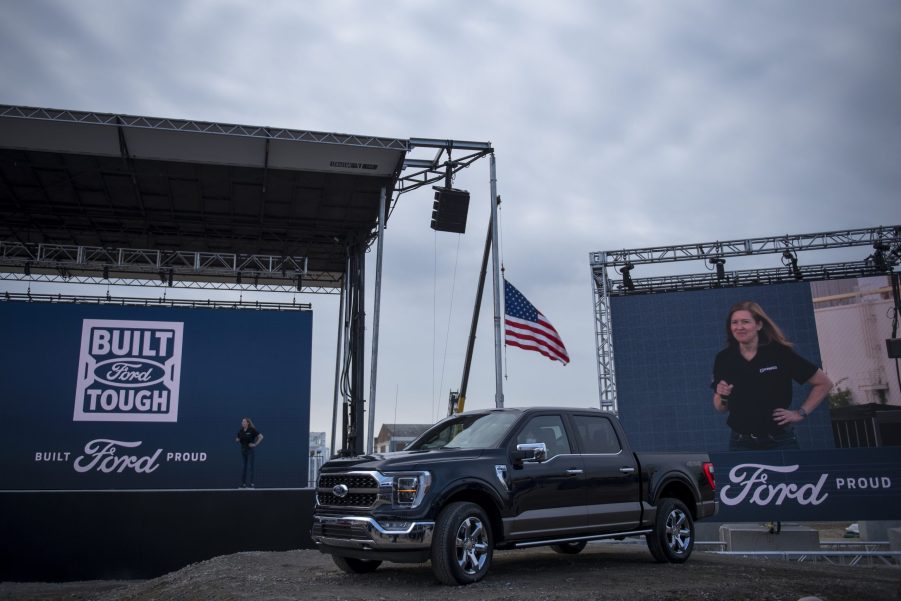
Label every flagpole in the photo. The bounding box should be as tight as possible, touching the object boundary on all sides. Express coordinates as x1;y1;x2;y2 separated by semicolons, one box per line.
489;153;504;408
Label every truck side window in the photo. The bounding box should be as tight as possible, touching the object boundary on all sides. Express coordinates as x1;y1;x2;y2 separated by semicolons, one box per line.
515;415;571;458
576;416;621;454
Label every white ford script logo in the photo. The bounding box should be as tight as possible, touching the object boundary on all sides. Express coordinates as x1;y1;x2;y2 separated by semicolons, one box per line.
73;319;184;422
720;463;829;507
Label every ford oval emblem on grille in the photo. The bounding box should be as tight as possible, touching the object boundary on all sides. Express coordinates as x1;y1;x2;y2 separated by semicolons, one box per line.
332;483;349;498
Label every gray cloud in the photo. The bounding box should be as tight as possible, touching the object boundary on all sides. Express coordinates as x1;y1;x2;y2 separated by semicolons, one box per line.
2;0;899;437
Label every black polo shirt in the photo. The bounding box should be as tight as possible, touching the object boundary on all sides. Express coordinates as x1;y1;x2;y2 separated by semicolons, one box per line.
237;427;260;448
712;343;818;436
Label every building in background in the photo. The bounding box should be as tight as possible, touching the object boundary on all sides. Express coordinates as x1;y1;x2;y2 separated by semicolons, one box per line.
308;432;328;487
812;276;901;447
812;276;900;408
375;424;431;453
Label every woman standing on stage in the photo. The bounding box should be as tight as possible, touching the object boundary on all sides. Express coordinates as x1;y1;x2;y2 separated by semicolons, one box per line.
236;417;264;487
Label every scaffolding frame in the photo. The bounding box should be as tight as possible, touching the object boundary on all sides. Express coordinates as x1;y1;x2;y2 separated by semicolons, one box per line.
589;225;901;413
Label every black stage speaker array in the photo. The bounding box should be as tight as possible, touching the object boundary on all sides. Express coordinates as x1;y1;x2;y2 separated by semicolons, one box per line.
431;187;470;234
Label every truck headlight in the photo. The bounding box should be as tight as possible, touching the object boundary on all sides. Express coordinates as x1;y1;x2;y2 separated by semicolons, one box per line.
386;471;431;508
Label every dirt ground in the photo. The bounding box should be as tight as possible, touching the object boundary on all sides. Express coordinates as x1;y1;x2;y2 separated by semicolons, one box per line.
1;543;898;601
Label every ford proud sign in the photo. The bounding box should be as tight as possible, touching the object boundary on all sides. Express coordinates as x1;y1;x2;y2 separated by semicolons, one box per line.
73;319;184;422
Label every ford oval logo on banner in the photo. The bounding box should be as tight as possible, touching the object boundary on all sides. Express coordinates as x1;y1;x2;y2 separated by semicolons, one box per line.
73;319;184;422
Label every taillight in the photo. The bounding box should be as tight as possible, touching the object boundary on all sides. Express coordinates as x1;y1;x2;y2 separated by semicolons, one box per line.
703;462;716;490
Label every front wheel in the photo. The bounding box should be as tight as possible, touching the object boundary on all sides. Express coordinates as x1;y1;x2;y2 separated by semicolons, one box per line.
646;498;694;563
431;501;493;585
332;555;382;574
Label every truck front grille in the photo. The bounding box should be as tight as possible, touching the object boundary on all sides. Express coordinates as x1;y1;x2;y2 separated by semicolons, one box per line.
317;492;378;507
316;472;382;509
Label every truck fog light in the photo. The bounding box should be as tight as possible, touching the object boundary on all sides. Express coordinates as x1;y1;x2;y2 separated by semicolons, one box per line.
379;520;412;531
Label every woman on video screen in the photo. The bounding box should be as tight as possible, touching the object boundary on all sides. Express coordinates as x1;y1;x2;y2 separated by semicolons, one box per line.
712;301;832;451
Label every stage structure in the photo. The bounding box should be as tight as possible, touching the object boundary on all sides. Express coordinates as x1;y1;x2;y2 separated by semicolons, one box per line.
590;225;901;413
0;105;503;580
0;104;499;459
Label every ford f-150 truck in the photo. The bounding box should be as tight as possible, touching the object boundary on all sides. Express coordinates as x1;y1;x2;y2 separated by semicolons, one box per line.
311;407;717;585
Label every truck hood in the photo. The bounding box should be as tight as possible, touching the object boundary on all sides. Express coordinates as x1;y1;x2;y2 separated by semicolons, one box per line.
321;448;487;472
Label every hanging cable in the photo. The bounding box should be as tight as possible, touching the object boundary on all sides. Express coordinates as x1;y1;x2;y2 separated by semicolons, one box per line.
890;272;901;393
436;234;463;416
432;230;439;422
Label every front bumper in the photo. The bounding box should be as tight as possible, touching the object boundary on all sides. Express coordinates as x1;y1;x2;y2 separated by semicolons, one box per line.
311;514;435;551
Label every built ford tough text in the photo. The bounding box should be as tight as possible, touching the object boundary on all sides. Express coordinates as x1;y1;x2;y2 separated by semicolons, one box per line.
312;407;717;585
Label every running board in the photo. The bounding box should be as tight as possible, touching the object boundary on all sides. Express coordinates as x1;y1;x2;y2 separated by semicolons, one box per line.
513;529;653;549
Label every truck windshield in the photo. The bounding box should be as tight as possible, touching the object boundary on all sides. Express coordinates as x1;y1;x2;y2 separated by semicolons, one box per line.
408;412;519;450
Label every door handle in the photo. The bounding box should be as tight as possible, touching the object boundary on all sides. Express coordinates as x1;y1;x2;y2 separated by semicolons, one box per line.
565;468;584;475
619;467;636;473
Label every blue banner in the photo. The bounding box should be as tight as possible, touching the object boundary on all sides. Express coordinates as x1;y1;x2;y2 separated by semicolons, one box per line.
712;448;901;521
0;301;312;490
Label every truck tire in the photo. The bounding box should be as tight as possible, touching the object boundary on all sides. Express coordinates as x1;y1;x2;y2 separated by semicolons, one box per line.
550;541;587;554
645;498;694;563
331;555;382;574
431;501;493;585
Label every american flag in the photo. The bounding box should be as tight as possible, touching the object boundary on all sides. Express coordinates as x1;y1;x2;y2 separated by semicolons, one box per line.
504;279;570;365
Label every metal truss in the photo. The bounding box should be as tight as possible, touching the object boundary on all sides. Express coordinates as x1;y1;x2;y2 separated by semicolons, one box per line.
0;290;311;311
607;261;892;296
397;138;493;196
0;104;409;151
712;550;901;567
0;240;345;293
0;272;338;294
589;224;901;414
591;225;901;268
590;262;617;412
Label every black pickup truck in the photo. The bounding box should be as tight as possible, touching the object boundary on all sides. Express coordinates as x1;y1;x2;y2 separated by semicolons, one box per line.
312;407;717;585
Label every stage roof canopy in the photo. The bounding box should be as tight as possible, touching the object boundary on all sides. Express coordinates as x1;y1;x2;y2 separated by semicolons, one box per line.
0;105;492;291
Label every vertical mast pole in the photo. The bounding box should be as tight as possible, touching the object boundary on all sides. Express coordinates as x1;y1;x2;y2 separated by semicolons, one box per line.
489;154;504;408
367;187;387;454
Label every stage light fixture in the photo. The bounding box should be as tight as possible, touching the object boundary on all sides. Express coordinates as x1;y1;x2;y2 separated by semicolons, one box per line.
296;274;303;291
782;250;802;280
619;262;635;291
236;271;242;285
866;243;889;272
709;258;726;281
167;269;174;287
102;265;109;280
24;262;31;276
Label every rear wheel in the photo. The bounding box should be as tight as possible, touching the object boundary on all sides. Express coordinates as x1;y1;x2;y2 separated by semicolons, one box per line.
550;541;587;554
431;501;493;585
646;498;694;563
332;555;382;574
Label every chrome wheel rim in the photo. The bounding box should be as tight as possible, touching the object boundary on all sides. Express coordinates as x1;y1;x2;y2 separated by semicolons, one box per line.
664;508;691;555
454;516;489;574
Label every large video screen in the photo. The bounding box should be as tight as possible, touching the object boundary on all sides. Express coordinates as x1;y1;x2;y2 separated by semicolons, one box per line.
612;280;831;452
609;275;901;520
0;301;312;490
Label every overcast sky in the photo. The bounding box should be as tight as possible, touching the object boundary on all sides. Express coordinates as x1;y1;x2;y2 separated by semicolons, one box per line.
2;0;900;445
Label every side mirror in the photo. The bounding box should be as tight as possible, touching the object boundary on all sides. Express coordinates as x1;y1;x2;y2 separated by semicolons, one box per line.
514;442;547;466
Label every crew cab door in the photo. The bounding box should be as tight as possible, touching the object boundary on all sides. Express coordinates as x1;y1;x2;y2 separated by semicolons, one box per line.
506;414;588;539
570;413;642;531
